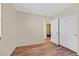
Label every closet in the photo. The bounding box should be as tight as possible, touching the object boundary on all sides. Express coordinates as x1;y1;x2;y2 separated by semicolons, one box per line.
51;13;78;52
60;14;78;52
66;14;77;52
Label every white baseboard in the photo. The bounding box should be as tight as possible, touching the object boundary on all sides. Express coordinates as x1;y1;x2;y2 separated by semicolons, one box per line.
17;41;44;47
9;46;16;56
77;52;79;56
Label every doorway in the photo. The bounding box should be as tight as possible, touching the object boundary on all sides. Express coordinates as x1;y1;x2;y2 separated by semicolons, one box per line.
44;20;51;44
46;24;51;38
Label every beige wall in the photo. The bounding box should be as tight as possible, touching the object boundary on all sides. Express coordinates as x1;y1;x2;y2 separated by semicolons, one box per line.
77;14;79;55
16;11;50;46
0;4;16;55
0;4;1;37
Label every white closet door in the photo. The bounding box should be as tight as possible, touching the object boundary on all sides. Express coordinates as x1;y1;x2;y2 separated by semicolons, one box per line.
66;14;77;52
51;18;59;45
59;16;66;47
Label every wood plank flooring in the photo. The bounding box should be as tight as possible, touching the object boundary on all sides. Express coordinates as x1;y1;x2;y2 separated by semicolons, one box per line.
11;37;78;56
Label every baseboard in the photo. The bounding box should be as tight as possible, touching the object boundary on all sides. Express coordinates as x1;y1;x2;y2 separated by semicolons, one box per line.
10;47;18;56
58;44;78;54
76;52;79;56
50;42;77;54
17;42;44;47
10;42;44;55
9;46;17;56
51;42;60;45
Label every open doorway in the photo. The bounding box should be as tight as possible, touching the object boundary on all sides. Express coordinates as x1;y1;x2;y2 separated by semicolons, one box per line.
44;20;51;45
46;24;51;39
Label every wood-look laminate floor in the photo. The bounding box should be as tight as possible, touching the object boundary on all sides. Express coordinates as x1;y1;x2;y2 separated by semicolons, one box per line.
11;38;78;56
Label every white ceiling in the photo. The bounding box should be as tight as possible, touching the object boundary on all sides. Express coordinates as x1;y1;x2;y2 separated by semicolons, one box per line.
13;3;74;17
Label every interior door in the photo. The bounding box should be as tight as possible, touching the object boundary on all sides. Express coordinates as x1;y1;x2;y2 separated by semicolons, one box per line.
66;14;77;52
59;16;66;47
51;18;59;45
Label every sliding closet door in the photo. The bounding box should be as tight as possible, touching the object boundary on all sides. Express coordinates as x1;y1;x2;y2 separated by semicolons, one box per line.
59;16;66;47
51;18;59;45
66;14;77;52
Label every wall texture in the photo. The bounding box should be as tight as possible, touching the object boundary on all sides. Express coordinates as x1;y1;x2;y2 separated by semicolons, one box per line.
16;11;50;46
0;4;16;55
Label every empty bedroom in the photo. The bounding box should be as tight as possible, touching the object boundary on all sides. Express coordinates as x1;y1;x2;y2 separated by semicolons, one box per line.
0;3;79;56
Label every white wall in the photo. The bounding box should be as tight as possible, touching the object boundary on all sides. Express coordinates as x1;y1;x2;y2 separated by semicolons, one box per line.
0;4;16;55
16;11;50;46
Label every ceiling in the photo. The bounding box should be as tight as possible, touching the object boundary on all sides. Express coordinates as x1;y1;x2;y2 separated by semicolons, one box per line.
13;3;74;17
